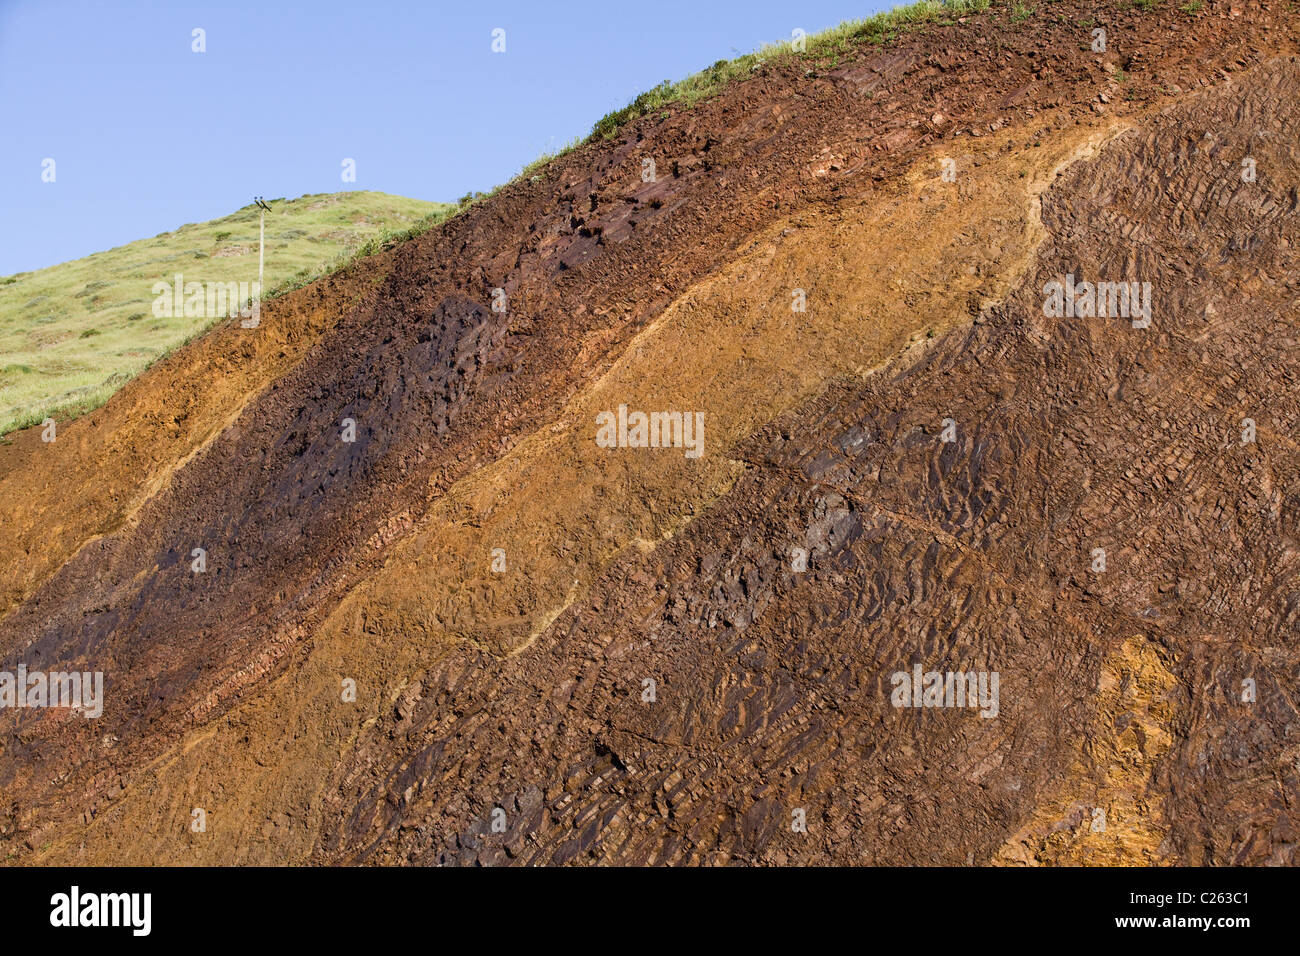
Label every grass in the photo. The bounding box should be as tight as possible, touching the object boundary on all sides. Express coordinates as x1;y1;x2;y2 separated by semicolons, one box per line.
1010;2;1037;22
1179;0;1202;12
518;137;584;182
262;201;459;303
0;191;451;435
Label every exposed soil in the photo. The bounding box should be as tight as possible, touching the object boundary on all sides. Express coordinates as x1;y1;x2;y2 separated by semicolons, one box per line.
1;1;1297;865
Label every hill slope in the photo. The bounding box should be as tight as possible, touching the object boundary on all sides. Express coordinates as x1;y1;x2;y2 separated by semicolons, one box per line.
0;191;452;435
1;0;1298;866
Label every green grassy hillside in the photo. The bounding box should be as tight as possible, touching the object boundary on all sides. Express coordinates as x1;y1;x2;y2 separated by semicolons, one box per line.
0;191;452;436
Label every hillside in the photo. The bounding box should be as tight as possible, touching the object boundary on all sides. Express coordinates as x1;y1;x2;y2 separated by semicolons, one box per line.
0;0;1298;866
0;192;452;435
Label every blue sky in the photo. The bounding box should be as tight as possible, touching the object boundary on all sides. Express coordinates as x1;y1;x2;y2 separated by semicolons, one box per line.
0;0;894;275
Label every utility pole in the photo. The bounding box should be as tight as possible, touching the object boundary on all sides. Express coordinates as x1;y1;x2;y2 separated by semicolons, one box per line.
254;196;272;290
249;197;272;328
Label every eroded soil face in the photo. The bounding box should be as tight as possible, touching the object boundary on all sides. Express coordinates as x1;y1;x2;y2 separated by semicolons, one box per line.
1;2;1298;865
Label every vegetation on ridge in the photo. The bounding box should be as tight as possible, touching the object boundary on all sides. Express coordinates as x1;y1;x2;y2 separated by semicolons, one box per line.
0;192;451;435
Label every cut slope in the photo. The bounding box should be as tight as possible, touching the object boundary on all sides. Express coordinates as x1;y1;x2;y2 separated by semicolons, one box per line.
308;56;1300;865
0;1;1297;866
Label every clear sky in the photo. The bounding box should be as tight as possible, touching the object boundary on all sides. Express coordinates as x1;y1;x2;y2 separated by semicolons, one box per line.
0;0;895;275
